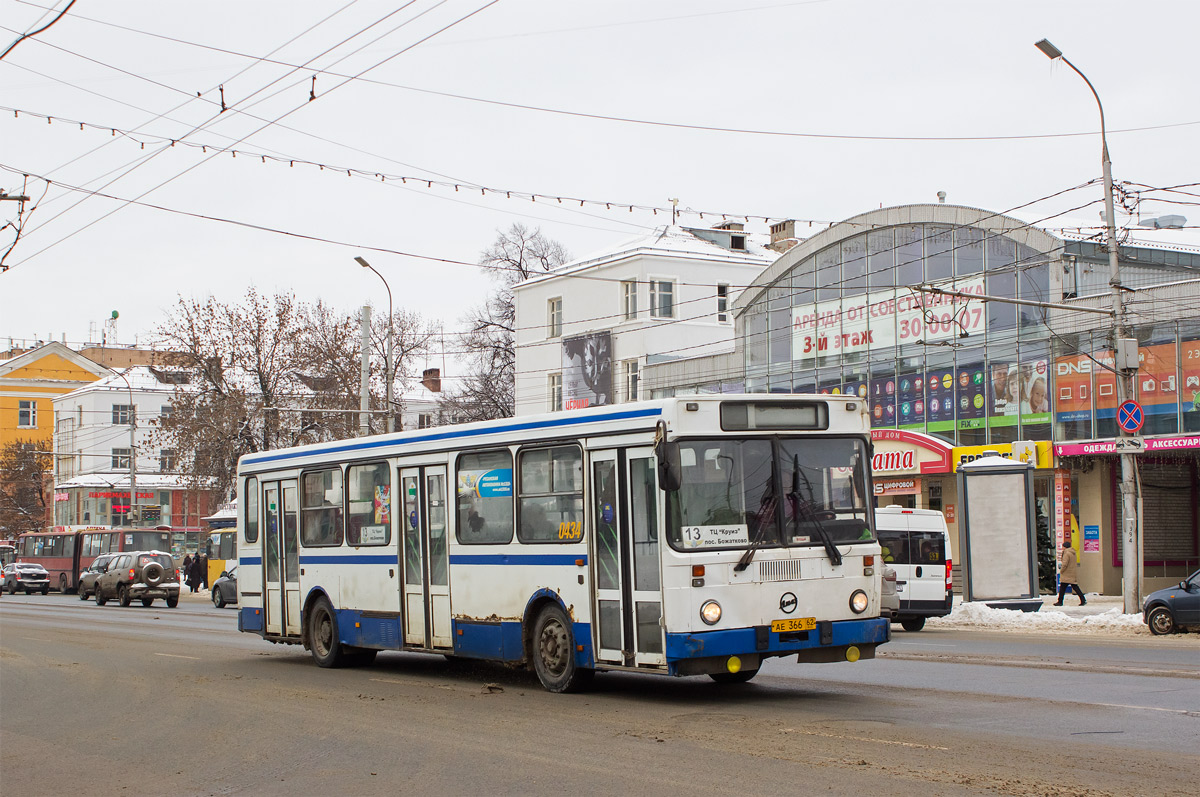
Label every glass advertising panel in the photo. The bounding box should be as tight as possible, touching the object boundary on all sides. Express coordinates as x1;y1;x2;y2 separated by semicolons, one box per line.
955;353;987;441
1054;351;1093;440
926;366;956;437
1184;333;1200;432
896;366;925;429
1137;339;1179;435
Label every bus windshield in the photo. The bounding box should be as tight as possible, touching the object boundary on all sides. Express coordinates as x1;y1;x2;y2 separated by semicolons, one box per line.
667;437;871;552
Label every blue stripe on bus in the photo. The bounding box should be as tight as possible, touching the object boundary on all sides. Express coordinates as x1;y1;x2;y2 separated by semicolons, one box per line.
299;554;395;565
241;406;663;465
449;553;587;566
239;557;262;565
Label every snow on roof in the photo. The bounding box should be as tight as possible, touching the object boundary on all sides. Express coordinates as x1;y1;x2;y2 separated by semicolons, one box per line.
518;224;777;287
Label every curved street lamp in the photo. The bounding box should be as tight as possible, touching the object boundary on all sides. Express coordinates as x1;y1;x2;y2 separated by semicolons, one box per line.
356;256;394;434
1034;38;1140;613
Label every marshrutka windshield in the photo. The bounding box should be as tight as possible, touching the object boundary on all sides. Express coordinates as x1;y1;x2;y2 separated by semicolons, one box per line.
666;437;871;552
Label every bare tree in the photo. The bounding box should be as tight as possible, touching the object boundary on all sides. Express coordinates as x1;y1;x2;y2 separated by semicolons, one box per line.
0;440;51;536
440;224;569;421
155;288;432;499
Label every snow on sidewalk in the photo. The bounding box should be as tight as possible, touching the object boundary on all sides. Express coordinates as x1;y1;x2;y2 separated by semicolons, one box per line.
927;596;1150;637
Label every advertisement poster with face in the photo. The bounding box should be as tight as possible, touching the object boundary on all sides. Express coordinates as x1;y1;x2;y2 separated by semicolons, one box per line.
1019;359;1051;424
561;331;612;411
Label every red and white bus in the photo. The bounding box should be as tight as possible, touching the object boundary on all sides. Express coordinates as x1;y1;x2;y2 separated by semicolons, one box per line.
15;526;173;593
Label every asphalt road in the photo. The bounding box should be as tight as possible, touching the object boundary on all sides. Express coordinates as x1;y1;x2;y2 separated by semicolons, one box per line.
2;591;1197;796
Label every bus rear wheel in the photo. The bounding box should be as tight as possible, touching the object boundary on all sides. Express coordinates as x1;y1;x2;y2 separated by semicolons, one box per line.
531;604;592;693
309;597;347;668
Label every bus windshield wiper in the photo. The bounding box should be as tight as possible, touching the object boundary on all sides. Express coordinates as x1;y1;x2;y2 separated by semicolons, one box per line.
789;454;843;567
734;455;777;572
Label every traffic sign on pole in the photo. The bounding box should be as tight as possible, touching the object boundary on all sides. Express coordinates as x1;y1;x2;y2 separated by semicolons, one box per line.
1117;400;1144;434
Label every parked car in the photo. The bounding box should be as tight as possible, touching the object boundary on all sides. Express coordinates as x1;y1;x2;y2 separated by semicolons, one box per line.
211;565;238;608
94;551;180;608
2;562;51;595
77;553;119;600
1142;569;1200;635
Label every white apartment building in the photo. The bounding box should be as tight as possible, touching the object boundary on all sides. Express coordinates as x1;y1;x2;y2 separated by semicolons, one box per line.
512;223;779;415
52;366;216;535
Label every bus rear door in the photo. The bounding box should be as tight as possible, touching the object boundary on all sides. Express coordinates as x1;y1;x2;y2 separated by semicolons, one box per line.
590;447;665;668
263;480;301;637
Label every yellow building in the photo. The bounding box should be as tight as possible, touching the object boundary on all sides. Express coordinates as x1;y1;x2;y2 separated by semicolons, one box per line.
0;343;111;530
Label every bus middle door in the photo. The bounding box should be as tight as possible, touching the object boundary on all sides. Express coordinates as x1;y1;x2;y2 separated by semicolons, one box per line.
263;480;301;638
590;447;665;668
400;466;452;649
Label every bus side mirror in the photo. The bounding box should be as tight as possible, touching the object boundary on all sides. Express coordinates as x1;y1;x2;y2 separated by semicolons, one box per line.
656;439;682;492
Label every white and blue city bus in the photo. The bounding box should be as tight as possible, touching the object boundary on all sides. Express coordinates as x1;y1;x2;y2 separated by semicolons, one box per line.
234;395;890;692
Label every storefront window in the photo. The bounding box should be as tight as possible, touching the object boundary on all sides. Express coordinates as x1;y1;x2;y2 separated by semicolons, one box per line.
986;341;1020;444
926;226;954;282
867;229;894;288
816;246;841;302
985;236;1016;333
956;347;987;446
745;305;767;375
842;235;867;292
955;227;984;276
768;286;791;368
1017;245;1049;335
895;226;923;287
1138;324;1180;435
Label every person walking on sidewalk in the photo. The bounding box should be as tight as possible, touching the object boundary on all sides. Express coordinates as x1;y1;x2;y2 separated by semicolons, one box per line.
1054;533;1086;606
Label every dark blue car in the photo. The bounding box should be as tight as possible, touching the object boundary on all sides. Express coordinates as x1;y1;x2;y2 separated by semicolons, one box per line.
1142;569;1200;635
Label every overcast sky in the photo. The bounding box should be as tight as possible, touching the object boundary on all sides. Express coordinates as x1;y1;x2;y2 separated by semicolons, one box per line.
2;0;1198;369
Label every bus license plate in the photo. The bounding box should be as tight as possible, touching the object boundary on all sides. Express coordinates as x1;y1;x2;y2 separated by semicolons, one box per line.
771;617;816;633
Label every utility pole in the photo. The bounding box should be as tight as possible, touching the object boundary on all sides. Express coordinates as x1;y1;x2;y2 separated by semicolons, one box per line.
359;306;371;437
1036;38;1141;613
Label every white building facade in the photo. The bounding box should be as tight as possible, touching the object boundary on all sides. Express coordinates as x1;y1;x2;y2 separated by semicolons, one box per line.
52;366;217;541
512;223;777;416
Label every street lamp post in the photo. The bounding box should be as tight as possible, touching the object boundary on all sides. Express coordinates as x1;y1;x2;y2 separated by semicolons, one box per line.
1035;38;1141;613
356;256;394;434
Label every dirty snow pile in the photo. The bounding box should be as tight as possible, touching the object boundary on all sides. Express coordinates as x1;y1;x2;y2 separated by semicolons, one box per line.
927;602;1148;636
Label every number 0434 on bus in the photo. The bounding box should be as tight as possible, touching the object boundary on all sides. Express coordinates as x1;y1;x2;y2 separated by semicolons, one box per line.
233;396;890;692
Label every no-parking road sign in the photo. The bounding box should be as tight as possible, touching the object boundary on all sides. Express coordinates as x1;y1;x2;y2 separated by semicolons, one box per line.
1118;400;1144;434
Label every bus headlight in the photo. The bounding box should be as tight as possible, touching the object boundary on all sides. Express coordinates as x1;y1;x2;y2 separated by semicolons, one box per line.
700;600;722;625
849;589;868;614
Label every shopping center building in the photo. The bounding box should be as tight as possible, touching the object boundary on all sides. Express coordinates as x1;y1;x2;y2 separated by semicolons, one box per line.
642;203;1200;595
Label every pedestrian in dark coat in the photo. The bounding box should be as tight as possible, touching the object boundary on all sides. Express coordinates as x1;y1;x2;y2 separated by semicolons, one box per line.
181;554;192;580
198;553;209;590
186;556;202;593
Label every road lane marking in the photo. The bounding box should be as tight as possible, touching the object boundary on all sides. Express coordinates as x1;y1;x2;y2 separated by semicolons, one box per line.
1095;702;1200;716
21;637;53;642
781;728;949;750
154;653;200;660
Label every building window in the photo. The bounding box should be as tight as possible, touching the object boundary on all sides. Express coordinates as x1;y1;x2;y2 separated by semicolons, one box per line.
650;280;674;318
418;412;434;429
622;280;638;320
161;405;173;420
159;449;176;472
717;284;729;323
112;448;132;470
112;404;134;425
17;400;36;428
549;373;563;412
624;359;640;402
548;297;563;338
731;235;746;251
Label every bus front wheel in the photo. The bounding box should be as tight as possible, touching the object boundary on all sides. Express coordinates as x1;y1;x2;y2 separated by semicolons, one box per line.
309;597;347;668
531;604;592;693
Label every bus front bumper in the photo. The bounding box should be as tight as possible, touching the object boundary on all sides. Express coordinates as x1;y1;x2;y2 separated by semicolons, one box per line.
664;617;890;676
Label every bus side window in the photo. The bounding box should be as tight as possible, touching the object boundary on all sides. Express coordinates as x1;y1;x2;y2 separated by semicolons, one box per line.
347;462;390;546
301;467;345;547
244;477;259;543
517;445;583;544
456;450;514;545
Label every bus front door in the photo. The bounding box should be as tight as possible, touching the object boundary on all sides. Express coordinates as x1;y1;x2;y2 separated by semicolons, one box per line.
400;466;452;649
263;480;301;638
591;448;666;668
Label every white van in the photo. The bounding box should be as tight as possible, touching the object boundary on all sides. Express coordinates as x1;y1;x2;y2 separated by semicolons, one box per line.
875;506;953;631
